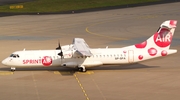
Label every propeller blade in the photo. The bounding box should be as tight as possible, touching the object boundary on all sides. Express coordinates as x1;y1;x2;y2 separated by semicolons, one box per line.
56;40;61;50
56;40;64;59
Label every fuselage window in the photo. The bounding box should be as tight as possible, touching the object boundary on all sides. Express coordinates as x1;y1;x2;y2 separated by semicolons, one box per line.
13;55;16;58
10;54;13;57
10;54;20;58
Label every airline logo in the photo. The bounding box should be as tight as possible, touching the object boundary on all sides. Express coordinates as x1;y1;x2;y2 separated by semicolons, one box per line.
23;56;52;66
23;59;41;64
42;56;52;66
154;28;172;47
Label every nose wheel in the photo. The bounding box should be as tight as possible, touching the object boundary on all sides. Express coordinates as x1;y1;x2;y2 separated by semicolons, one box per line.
10;67;16;72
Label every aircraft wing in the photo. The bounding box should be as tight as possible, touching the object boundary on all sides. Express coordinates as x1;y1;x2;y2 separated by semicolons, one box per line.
73;38;92;57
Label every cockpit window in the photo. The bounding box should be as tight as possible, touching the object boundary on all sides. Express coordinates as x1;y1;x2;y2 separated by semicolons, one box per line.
10;54;20;58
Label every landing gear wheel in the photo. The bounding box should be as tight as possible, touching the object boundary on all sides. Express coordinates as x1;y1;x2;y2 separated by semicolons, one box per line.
10;67;16;72
78;67;82;72
78;66;86;72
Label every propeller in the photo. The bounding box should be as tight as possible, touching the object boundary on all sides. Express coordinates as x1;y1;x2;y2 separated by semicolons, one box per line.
56;40;64;59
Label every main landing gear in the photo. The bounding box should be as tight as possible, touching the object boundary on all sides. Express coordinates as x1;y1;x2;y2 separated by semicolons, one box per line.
10;67;16;72
78;66;86;72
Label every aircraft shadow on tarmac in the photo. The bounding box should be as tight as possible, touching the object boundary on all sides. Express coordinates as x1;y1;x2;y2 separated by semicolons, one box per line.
88;63;159;71
0;63;159;76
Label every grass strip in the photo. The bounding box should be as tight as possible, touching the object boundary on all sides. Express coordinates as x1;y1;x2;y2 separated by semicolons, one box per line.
0;0;161;13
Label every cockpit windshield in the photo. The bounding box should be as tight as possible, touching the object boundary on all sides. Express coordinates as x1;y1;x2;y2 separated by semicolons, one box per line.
10;54;20;58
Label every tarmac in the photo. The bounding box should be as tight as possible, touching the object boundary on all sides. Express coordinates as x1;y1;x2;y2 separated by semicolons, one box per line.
0;2;180;100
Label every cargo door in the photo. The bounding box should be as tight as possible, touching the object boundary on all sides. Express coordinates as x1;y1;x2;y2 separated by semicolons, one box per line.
128;50;134;63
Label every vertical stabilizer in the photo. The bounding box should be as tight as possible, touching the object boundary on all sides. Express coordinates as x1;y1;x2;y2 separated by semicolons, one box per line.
135;20;177;50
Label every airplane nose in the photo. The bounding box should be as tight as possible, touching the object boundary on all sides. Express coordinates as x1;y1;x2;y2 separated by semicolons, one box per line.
2;58;13;67
1;58;10;66
2;59;7;65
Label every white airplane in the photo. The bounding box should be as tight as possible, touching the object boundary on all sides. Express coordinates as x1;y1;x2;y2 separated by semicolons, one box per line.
2;20;178;72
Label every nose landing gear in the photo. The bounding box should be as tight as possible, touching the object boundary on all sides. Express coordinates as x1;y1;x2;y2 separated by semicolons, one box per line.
10;67;16;72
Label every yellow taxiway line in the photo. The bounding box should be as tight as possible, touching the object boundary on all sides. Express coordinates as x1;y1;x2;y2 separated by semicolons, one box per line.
74;74;90;100
0;71;14;75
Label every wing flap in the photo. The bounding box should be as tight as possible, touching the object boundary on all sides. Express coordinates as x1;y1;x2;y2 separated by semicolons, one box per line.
73;38;92;56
